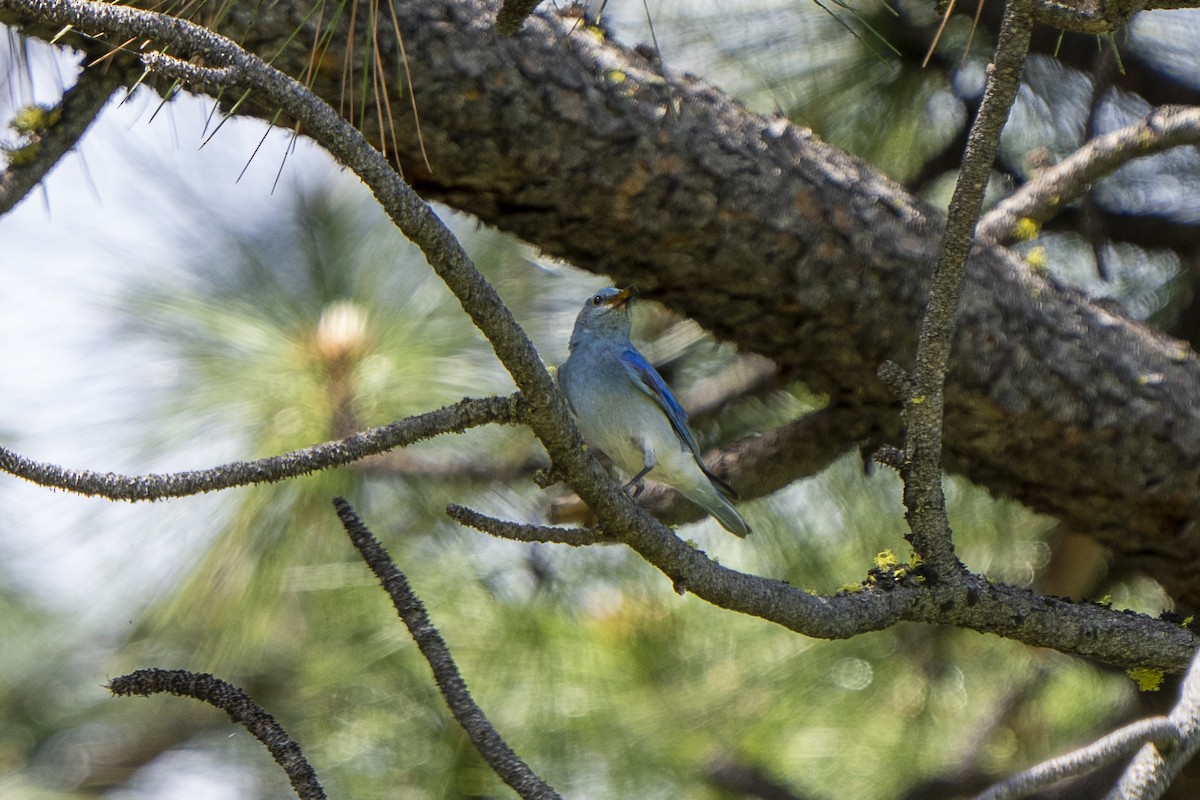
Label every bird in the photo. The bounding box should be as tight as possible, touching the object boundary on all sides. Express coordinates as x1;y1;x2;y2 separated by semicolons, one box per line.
557;286;751;537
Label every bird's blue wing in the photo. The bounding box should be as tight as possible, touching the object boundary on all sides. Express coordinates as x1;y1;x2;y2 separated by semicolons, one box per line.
620;348;740;501
620;349;703;459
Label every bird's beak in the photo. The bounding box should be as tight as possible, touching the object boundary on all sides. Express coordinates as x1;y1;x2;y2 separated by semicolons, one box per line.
609;286;636;310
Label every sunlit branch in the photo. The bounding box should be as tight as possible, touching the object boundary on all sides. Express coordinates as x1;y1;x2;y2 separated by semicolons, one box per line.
973;646;1200;800
980;106;1200;244
109;669;326;800
447;503;609;546
0;58;126;215
972;717;1179;800
332;498;563;800
899;0;1032;583
0;394;523;500
1106;645;1200;799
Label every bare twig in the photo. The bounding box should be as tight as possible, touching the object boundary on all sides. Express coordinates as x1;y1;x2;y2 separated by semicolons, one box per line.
447;503;609;545
973;717;1179;800
0;394;523;500
979;106;1200;244
901;0;1032;583
332;498;563;800
1105;646;1200;799
973;645;1200;800
0;60;126;214
109;669;326;800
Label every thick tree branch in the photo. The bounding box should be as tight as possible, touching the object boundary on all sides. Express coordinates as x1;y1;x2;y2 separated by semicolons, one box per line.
0;394;523;500
332;498;563;800
901;0;1032;582
980;106;1200;244
109;669;326;800
1025;0;1200;32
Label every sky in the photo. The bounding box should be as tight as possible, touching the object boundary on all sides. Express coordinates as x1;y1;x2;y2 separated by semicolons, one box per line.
0;45;352;615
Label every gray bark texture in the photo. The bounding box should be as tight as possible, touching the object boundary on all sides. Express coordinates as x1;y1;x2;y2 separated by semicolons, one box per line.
17;0;1200;603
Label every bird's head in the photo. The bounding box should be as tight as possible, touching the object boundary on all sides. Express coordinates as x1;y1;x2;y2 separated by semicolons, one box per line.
569;286;636;348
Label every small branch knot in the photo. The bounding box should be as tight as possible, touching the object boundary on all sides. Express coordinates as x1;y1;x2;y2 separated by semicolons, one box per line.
877;360;912;399
873;445;906;472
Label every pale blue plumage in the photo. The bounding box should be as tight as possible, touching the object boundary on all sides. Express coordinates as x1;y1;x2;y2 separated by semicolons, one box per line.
558;287;751;537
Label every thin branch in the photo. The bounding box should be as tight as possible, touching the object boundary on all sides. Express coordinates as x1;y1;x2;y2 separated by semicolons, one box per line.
973;717;1179;800
979;106;1200;244
1105;644;1200;799
0;394;523;500
109;669;326;800
447;503;609;546
0;59;126;215
332;498;563;800
901;0;1032;583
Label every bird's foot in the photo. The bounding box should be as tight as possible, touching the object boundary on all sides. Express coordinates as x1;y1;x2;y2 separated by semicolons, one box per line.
622;479;645;498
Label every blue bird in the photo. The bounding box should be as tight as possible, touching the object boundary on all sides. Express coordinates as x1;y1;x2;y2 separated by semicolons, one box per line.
558;287;751;537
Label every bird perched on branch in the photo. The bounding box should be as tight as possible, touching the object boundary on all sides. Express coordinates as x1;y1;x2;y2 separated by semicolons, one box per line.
557;287;751;537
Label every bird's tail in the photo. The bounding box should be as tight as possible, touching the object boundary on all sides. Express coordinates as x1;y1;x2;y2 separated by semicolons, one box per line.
687;481;751;538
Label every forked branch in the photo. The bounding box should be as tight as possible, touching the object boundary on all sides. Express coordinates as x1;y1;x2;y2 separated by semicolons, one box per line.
973;646;1200;800
980;106;1200;244
898;0;1032;581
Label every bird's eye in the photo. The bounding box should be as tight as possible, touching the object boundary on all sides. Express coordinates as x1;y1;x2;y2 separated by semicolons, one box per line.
591;294;603;306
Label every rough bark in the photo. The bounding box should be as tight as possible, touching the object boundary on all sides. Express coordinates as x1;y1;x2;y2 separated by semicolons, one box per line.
9;0;1200;603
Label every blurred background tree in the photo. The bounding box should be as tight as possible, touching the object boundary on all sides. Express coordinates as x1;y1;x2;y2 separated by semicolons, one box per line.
2;0;1199;798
